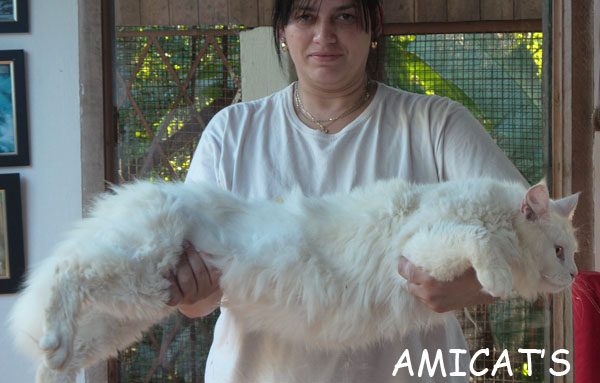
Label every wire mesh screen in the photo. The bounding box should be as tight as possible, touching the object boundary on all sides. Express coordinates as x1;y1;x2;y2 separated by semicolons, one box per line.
385;33;548;382
113;26;242;382
113;30;548;382
117;313;218;382
385;33;544;184
114;26;242;183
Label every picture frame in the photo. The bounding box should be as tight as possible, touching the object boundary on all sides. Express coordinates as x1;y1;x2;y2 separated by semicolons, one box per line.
0;50;29;166
0;0;28;33
0;173;24;294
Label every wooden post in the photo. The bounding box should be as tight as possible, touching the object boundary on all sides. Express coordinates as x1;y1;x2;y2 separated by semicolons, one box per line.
569;0;596;272
551;1;572;381
551;0;597;381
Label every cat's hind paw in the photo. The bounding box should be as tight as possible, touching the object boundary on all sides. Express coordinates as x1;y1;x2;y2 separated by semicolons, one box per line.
477;268;513;299
39;327;72;370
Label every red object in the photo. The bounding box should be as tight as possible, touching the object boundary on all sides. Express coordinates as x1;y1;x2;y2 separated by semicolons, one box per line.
572;271;600;383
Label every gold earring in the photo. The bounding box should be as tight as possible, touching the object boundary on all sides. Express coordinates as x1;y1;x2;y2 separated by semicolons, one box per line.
281;40;289;52
370;41;378;49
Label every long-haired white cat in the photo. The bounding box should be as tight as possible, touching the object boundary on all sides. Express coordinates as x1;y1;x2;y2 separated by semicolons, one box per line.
9;177;579;383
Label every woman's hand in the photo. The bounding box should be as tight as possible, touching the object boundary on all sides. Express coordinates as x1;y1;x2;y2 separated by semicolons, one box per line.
397;256;498;313
166;243;222;317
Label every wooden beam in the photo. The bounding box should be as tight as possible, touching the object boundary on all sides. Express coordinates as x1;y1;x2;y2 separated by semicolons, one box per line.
102;0;115;185
570;0;595;272
514;0;543;19
481;0;514;20
382;0;415;23
113;0;543;27
553;292;574;383
229;0;259;26
141;0;170;25
114;0;140;26
383;19;542;35
258;0;273;26
415;0;448;23
169;0;199;25
448;0;480;22
198;0;227;26
552;0;568;202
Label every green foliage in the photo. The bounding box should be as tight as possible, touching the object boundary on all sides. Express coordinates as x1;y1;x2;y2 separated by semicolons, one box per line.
384;33;544;184
385;35;486;125
115;25;242;182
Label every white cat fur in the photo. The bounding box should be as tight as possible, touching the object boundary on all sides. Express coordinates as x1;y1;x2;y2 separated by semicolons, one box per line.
8;177;579;383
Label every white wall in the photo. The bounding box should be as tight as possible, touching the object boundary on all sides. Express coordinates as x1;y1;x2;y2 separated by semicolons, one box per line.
0;0;83;381
240;27;293;102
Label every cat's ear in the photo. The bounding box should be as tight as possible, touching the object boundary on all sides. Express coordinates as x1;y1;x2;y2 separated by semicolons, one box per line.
521;183;550;221
555;192;580;219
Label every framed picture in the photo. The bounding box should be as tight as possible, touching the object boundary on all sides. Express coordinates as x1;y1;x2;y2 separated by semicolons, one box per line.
0;173;24;293
0;50;29;166
0;0;28;33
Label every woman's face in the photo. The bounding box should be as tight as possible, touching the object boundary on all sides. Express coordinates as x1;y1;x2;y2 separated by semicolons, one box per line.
281;0;372;90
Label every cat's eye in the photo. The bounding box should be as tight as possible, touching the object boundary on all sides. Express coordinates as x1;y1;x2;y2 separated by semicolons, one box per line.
555;246;565;261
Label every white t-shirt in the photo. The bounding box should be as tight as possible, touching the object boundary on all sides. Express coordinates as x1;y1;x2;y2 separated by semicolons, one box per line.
187;82;526;383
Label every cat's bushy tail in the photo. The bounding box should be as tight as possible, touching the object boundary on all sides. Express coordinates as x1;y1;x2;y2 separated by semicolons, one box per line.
8;258;57;361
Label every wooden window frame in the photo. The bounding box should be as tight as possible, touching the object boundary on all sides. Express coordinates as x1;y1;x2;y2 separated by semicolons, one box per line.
551;0;596;381
79;0;114;380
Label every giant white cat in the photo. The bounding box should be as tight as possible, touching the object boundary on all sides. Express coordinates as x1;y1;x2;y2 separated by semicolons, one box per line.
9;177;579;383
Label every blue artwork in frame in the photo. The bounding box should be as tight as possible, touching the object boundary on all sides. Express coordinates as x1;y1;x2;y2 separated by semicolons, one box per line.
0;50;29;166
0;0;29;33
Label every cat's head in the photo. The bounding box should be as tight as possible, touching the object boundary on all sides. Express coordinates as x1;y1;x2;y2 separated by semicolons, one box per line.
516;181;579;297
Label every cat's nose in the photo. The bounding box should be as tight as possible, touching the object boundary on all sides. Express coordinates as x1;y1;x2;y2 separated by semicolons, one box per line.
570;271;578;280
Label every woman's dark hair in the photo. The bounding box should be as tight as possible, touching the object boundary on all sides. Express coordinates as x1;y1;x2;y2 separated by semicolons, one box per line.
271;0;384;80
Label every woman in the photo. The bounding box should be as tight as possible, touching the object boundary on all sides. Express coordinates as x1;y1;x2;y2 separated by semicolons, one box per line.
167;0;526;381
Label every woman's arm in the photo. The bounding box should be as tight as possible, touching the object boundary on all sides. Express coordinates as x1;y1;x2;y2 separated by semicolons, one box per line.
167;117;226;318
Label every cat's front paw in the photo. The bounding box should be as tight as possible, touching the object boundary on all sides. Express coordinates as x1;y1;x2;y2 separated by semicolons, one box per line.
477;268;513;299
39;325;73;370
